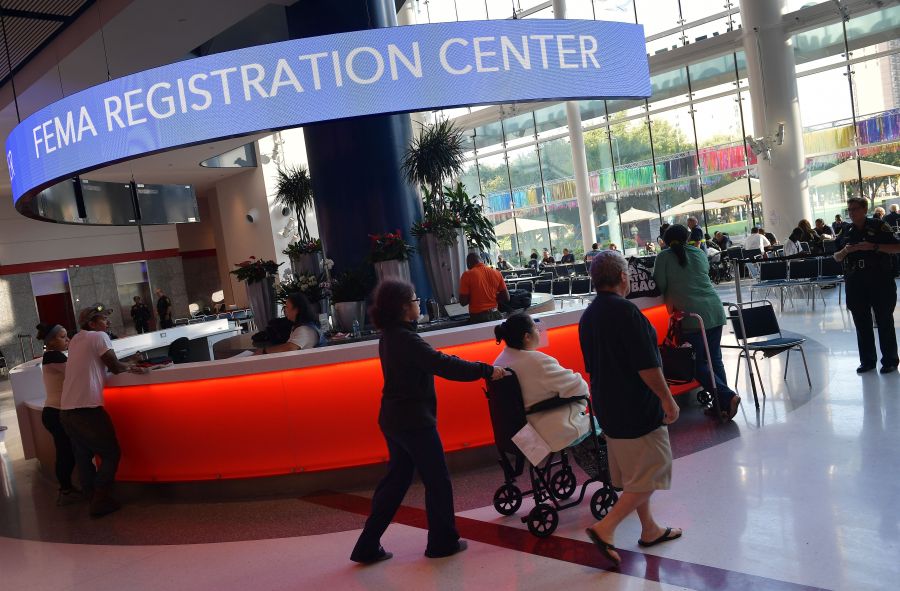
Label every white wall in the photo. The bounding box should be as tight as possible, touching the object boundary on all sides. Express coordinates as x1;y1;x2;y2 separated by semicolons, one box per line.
208;157;276;308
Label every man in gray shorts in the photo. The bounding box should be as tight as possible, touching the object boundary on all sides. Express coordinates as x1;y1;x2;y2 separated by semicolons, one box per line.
578;251;682;566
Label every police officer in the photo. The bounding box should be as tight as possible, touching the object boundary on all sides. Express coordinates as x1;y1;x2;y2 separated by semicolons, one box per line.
835;196;900;374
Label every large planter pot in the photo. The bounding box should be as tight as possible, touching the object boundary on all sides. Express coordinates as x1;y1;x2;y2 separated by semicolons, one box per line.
246;276;277;330
290;252;323;277
419;228;467;306
374;259;412;285
333;301;366;333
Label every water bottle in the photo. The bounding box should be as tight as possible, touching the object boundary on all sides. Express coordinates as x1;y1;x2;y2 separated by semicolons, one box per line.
351;319;361;338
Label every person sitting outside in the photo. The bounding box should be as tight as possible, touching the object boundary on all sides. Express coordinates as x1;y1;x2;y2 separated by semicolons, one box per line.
130;296;152;334
608;243;618;251
528;252;539;272
460;253;509;324
60;305;145;517
496;255;512;271
560;248;576;264
759;227;778;248
653;225;740;420
712;231;731;251
493;314;603;478
783;227;803;256
540;249;555;270
585;242;602;262
36;323;83;506
256;292;325;354
814;218;834;238
579;251;682;566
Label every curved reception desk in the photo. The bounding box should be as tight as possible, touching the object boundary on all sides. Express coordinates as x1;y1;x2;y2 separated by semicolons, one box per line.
11;303;673;483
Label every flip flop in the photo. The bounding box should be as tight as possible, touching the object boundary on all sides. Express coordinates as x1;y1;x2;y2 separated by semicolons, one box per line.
638;527;682;547
585;528;621;566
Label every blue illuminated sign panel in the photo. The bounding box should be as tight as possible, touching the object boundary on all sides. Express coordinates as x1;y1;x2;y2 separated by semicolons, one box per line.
6;19;649;206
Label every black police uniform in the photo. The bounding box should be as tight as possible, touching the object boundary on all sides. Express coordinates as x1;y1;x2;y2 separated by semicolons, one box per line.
839;218;900;369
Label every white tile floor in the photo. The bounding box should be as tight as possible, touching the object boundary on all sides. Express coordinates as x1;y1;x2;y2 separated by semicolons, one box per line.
1;282;898;591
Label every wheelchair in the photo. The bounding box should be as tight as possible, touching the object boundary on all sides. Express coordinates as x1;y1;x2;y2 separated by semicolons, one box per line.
484;370;618;538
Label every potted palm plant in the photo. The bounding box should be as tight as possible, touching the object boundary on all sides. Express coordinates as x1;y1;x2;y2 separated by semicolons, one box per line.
402;119;467;305
274;165;323;276
369;229;415;284
230;256;282;331
330;268;372;333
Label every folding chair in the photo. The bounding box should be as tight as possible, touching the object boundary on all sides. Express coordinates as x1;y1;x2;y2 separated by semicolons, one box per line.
724;300;811;397
751;261;789;306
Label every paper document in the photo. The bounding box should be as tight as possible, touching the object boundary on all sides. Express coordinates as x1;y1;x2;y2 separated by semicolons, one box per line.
512;423;552;466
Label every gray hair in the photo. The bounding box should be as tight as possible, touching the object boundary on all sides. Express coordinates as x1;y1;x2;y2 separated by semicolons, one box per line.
590;250;628;289
890;204;899;213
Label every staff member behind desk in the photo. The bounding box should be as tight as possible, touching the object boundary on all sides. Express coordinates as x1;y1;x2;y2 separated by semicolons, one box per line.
350;280;505;564
60;305;145;517
835;196;900;374
256;292;325;354
459;253;509;324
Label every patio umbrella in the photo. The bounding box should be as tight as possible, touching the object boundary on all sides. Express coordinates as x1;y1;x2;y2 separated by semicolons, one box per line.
492;216;567;237
808;159;900;188
703;177;761;201
598;207;659;227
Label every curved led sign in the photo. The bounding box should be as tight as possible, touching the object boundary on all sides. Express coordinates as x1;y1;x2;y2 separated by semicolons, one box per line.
6;19;649;213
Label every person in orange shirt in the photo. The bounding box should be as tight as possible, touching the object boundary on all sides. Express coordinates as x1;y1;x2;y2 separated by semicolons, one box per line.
459;253;510;324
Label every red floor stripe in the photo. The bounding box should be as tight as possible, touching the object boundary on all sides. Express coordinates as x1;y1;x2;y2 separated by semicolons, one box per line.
305;491;828;591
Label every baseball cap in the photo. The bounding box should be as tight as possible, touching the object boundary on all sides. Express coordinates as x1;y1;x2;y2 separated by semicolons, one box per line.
78;303;112;327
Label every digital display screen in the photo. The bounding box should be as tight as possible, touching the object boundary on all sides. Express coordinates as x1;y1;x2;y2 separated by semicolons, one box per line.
36;179;80;223
136;183;199;225
80;179;136;225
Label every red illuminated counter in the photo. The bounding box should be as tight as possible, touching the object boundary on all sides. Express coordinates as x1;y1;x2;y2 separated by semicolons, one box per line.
15;303;674;483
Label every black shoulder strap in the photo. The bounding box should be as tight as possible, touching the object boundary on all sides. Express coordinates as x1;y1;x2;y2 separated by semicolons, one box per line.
526;395;588;415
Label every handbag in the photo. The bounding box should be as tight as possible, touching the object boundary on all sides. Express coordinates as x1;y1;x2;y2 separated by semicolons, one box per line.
658;316;696;384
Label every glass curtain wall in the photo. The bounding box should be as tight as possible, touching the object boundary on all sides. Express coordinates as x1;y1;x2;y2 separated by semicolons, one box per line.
410;0;900;258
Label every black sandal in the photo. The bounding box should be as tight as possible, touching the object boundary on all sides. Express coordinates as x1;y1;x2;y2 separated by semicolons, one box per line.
638;527;682;547
585;528;621;566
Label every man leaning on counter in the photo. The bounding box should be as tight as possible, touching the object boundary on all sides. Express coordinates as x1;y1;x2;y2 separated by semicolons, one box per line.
459;253;509;324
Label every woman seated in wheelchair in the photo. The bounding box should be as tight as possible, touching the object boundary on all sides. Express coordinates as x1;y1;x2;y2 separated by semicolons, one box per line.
493;313;602;478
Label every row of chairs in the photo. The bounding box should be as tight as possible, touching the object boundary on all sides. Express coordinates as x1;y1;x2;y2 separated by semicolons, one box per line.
751;257;844;308
502;262;589;279
511;277;594;299
174;309;253;326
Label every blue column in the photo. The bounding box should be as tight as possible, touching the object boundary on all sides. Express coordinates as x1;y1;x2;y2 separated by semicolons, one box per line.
286;0;431;299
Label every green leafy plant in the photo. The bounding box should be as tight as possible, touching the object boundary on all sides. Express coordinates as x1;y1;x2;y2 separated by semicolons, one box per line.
401;118;466;204
330;268;373;303
443;182;497;252
368;230;415;263
283;238;323;257
276;272;328;304
230;256;282;284
273;165;315;242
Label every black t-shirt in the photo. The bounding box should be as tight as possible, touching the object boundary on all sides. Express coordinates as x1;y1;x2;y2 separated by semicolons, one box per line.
157;296;171;316
43;350;67;365
578;292;664;439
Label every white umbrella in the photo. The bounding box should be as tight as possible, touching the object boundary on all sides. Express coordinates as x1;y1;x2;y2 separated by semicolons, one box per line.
492;216;567;237
661;195;748;218
598;207;659;227
703;177;761;201
808;159;900;188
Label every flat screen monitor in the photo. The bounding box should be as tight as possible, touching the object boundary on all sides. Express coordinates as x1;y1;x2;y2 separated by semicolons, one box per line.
36;180;80;223
79;179;137;225
136;184;199;225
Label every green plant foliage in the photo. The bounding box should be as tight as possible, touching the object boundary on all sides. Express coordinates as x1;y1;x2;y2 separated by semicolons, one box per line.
330;268;374;303
402;118;465;202
230;257;282;284
273;165;314;242
283;238;323;256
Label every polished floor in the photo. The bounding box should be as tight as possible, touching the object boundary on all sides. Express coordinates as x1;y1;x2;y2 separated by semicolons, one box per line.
1;282;898;590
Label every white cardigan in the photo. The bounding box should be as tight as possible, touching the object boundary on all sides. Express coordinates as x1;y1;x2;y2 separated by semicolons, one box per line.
493;347;591;451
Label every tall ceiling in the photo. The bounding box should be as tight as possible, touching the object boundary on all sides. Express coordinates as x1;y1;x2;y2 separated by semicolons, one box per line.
0;0;95;87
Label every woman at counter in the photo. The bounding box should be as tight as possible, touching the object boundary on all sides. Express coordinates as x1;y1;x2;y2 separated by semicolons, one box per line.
350;279;505;565
653;225;740;421
257;292;325;354
36;323;82;505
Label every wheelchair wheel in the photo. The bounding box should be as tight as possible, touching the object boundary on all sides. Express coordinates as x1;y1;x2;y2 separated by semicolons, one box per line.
590;485;618;521
493;484;523;516
549;467;577;500
696;390;713;407
525;504;559;537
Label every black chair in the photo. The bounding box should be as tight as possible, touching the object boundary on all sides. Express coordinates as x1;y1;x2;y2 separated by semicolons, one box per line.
823;240;838;255
551;279;571;296
724;246;744;260
819;257;843;278
788;258;819;281
168;337;191;364
751;261;790;304
534;280;552;294
800;242;810;253
570;277;593;298
538;272;553;281
515;280;534;293
174;318;189;326
573;262;587;276
725;301;811;397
